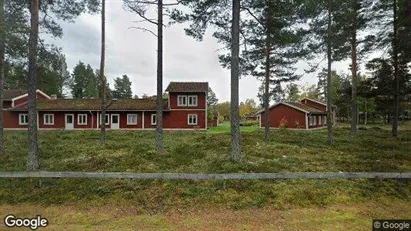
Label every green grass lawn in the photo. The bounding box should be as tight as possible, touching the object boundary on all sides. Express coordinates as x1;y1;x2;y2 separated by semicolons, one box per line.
208;121;260;134
0;125;410;229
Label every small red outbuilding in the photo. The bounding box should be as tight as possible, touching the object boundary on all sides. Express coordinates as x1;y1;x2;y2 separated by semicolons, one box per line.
257;98;335;130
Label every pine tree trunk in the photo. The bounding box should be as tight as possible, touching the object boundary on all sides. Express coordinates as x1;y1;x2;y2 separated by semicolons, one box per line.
392;0;399;137
27;0;39;171
364;98;367;125
100;0;106;144
264;5;271;142
230;0;241;161
350;11;358;136
156;0;164;152
0;0;4;156
326;0;333;144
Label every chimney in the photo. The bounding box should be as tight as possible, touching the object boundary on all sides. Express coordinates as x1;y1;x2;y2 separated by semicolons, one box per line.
50;94;57;100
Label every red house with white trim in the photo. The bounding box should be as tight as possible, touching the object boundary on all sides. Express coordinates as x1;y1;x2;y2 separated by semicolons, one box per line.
257;98;336;130
2;82;208;130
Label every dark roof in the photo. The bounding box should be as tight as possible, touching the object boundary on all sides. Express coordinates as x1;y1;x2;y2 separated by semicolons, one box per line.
9;98;169;111
287;102;325;114
3;90;27;100
165;82;208;93
256;102;326;114
301;98;337;108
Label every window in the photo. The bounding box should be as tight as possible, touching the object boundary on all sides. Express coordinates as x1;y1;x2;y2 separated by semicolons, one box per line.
151;114;156;125
66;114;73;124
308;116;312;126
177;95;187;106
188;95;198;106
78;114;88;125
313;116;317;126
99;114;109;125
188;114;198;125
19;114;28;125
324;115;327;125
112;115;119;124
127;114;138;125
44;114;54;125
318;115;322;125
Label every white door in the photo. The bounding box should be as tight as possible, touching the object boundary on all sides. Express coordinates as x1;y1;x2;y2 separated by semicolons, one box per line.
65;114;74;130
111;114;120;129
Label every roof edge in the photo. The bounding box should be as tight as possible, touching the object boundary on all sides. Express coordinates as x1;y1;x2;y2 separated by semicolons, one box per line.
11;90;51;101
256;102;309;114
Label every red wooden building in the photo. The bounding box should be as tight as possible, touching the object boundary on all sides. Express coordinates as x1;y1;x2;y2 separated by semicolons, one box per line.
257;98;336;130
2;82;208;130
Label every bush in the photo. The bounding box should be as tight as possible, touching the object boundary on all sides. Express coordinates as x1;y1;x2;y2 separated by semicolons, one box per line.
279;117;288;129
240;120;259;126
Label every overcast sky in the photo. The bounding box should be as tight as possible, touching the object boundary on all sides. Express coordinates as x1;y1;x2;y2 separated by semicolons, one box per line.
43;1;352;104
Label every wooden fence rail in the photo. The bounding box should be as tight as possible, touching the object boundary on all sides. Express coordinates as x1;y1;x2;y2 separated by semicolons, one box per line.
0;172;411;180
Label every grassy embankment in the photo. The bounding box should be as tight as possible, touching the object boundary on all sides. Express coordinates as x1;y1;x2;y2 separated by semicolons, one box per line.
0;123;410;229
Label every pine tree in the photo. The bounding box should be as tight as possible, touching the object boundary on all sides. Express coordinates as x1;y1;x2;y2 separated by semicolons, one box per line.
230;0;241;161
217;0;307;142
371;0;411;136
332;0;375;135
84;64;98;98
0;0;100;163
113;75;133;99
317;69;342;104
0;0;4;155
27;0;40;171
207;87;218;108
257;82;284;107
301;0;348;144
285;83;300;102
71;61;87;98
169;0;242;160
123;0;181;152
99;0;106;144
71;62;99;98
365;58;395;123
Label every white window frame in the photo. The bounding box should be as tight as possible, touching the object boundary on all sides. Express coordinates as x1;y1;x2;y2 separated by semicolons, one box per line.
78;114;88;125
188;114;198;125
318;115;322;125
151;114;156;125
187;95;198;106
177;95;187;106
19;114;29;125
44;114;54;125
324;115;327;125
127;114;138;125
309;116;312;126
313;116;317;126
99;114;110;125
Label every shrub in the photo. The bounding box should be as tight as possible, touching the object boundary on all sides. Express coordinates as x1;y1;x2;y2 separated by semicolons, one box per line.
218;116;225;123
240;120;259;126
294;119;304;129
279;117;288;129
